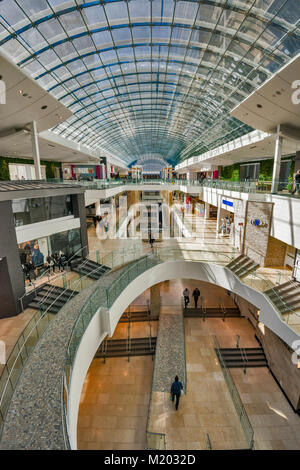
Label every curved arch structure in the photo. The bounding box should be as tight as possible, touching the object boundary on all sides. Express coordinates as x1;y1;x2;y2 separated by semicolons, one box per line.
68;259;299;448
0;1;299;164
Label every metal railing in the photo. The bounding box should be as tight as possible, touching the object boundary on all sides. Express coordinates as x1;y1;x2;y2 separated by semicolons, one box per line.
127;307;131;362
201;296;207;321
240;347;248;375
213;335;254;449
219;297;227;321
146;431;167;450
243;268;300;326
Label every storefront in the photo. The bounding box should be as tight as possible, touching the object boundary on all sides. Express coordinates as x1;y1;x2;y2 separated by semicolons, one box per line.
62;162;107;180
12;194;73;227
9;162;46;180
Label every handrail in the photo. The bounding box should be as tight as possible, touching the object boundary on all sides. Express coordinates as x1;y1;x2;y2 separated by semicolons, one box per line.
127;306;131;362
146;431;167;450
45;177;300;198
201;296;207;321
3;245;298;445
213;335;254;449
206;433;212;450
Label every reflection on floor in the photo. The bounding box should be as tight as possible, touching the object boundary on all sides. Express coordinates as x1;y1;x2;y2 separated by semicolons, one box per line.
77;355;153;450
232;368;300;450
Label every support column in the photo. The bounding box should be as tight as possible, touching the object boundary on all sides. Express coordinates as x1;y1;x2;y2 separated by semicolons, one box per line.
204;202;210;220
271;125;283;194
150;283;160;316
30;121;42;180
295;151;300;173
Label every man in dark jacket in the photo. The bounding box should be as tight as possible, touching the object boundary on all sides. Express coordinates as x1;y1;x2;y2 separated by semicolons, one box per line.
192;287;200;308
170;376;183;411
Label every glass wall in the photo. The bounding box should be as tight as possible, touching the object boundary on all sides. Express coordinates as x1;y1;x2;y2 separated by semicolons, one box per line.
12;195;73;227
239;163;260;181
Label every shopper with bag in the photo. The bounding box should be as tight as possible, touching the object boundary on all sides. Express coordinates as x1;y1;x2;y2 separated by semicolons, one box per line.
170;376;184;411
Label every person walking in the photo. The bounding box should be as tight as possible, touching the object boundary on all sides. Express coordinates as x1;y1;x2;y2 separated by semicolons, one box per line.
170;376;183;411
192;287;200;308
183;288;190;308
292;169;300;196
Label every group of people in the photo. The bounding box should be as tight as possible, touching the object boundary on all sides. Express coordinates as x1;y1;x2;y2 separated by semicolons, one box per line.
183;287;200;308
292;169;300;196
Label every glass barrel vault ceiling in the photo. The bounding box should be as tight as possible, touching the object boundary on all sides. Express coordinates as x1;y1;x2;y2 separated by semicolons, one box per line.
0;1;299;167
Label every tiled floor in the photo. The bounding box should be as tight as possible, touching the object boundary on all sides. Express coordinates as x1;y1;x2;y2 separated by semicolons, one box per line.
1;195;299;450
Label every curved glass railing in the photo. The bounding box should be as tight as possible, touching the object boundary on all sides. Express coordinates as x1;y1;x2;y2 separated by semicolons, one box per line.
241;268;300;329
213;335;254;449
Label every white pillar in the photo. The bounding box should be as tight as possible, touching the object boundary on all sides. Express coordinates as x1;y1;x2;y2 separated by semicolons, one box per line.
30;121;42;180
271;125;283;194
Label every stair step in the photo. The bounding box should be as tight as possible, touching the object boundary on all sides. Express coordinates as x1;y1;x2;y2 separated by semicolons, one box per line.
265;281;296;295
28;302;60;313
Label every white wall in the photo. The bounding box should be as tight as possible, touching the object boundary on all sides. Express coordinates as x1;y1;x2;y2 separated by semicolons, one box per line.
67;260;300;449
267;194;300;250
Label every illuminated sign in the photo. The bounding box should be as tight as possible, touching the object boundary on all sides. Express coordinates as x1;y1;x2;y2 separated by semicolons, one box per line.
0;77;6;104
250;218;268;228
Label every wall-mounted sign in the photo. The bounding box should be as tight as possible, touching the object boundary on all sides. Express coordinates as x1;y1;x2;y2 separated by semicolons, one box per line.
250;219;268;228
222;200;233;207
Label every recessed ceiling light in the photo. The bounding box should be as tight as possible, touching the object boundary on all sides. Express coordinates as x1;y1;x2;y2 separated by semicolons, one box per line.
257;104;262;108
18;90;23;94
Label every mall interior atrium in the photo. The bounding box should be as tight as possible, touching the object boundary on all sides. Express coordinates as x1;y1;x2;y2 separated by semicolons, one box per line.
0;0;299;452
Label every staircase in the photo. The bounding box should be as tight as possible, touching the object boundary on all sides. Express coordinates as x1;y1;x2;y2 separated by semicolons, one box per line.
28;284;78;314
226;255;257;278
264;280;300;314
70;256;110;280
218;347;268;368
96;337;157;358
183;307;240;318
119;310;159;322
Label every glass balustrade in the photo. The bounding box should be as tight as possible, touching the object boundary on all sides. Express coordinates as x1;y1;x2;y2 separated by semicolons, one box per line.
1;245;298;445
